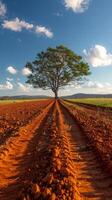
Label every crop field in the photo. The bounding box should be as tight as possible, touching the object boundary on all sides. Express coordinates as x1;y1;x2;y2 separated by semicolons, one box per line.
0;99;112;200
67;98;112;107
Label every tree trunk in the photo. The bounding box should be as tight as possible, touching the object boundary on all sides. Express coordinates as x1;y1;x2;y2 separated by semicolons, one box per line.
54;90;58;99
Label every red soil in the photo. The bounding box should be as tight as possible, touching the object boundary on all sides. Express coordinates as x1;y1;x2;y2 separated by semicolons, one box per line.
0;100;112;200
61;100;112;175
0;100;51;146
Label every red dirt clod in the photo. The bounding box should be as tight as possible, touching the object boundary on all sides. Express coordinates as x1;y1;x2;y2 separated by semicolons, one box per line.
43;173;54;184
43;187;52;197
31;183;40;194
49;193;56;200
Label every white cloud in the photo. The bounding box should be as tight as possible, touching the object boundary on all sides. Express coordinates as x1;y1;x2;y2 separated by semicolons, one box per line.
22;68;32;76
76;80;112;93
7;66;17;75
64;80;105;90
6;77;13;81
67;80;112;90
18;82;31;92
0;1;6;16
95;82;112;93
83;45;112;67
6;81;13;89
35;25;53;38
2;17;54;39
2;17;34;32
64;0;90;13
0;81;13;90
61;80;112;94
82;81;104;89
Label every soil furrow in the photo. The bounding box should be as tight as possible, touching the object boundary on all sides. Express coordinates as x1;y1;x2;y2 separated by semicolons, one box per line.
0;100;112;200
59;102;112;199
0;101;54;199
64;100;112;121
17;101;76;200
0;100;51;147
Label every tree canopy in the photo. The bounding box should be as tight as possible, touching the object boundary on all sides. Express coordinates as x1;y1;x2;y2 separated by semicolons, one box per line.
25;45;91;98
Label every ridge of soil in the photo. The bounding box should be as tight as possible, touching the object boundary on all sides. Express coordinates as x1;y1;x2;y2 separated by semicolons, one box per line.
0;101;54;199
0;100;112;199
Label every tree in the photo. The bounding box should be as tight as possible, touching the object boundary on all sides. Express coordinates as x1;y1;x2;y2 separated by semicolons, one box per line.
25;45;91;99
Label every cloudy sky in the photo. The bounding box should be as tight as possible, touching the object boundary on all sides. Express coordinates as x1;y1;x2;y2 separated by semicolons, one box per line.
0;0;112;97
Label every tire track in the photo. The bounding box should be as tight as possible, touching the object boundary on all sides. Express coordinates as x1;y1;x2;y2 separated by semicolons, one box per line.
58;101;112;200
0;101;54;199
18;102;77;200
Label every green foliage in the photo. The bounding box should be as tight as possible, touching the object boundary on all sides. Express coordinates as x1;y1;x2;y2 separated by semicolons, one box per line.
25;45;91;98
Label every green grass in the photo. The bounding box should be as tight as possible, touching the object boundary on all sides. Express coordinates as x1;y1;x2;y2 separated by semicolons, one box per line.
0;99;46;104
67;98;112;107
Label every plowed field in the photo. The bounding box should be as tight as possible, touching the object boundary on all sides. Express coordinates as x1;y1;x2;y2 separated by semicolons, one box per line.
0;100;112;200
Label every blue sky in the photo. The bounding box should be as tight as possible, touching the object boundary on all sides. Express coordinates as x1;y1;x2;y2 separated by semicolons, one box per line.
0;0;112;96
